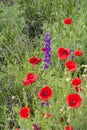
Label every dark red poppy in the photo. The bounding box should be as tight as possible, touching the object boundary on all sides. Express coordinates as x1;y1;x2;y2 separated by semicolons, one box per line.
42;48;46;52
66;93;82;108
71;78;82;86
65;126;74;130
65;61;78;72
42;113;51;118
75;86;82;92
19;107;30;119
64;18;73;24
74;50;83;56
38;86;53;101
23;73;37;86
57;48;70;60
29;57;42;67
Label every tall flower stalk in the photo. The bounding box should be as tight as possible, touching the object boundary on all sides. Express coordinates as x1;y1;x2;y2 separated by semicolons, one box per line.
44;33;52;69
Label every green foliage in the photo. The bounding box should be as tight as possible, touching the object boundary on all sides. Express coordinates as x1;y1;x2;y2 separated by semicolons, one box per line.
0;0;87;130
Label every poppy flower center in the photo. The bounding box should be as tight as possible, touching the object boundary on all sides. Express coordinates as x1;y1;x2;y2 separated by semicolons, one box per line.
33;59;37;62
43;91;47;96
71;100;75;105
62;51;66;55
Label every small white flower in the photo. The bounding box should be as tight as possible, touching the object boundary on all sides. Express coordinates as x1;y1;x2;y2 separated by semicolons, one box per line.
12;96;15;99
81;65;87;68
65;78;71;82
82;74;87;77
84;69;87;72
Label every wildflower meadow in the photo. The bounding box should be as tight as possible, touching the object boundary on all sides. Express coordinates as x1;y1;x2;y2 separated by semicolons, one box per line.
0;0;87;130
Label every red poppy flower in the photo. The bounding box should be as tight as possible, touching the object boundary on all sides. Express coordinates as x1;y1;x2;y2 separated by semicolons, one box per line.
19;107;30;119
27;73;37;81
74;50;83;56
64;18;73;24
42;113;51;118
29;57;42;67
65;61;78;72
57;48;70;60
71;78;82;86
42;48;46;52
23;73;37;86
38;86;53;101
75;86;82;92
65;126;74;130
66;93;82;108
23;78;32;86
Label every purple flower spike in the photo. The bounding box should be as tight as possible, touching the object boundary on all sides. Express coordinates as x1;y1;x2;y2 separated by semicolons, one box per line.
46;38;50;44
46;47;51;52
48;54;51;58
44;33;52;69
46;33;50;39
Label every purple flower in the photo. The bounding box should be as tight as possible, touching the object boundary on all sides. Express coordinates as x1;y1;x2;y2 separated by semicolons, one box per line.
2;0;6;2
44;55;48;59
44;59;52;64
45;34;51;47
45;51;49;55
46;101;51;106
40;101;51;107
44;59;50;63
46;54;51;59
77;7;80;10
70;50;74;53
70;55;74;60
45;38;50;44
44;64;49;69
33;124;41;130
45;33;50;39
10;1;14;6
41;102;45;107
46;47;51;52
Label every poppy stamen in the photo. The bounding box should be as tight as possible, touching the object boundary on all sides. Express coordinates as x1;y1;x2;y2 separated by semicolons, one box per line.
43;92;47;96
62;51;66;55
71;100;75;105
